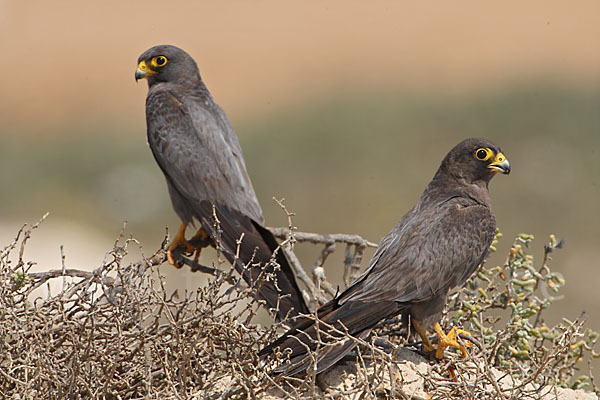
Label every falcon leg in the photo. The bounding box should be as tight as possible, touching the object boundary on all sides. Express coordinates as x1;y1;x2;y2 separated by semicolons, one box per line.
188;227;213;263
432;322;472;359
167;223;196;267
412;319;435;353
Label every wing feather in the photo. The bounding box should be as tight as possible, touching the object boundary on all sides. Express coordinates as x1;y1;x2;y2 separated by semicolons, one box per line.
146;88;264;224
340;198;496;305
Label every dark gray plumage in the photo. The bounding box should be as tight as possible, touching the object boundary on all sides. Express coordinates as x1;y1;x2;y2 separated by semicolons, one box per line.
259;138;510;376
135;45;308;321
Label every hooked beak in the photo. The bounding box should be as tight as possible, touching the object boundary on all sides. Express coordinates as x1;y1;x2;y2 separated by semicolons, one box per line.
488;152;511;175
135;60;156;81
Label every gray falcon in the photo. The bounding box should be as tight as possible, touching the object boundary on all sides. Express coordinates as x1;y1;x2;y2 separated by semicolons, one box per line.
259;138;510;375
135;45;308;321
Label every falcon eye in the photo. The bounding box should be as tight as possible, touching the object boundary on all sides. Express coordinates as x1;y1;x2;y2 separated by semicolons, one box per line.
152;56;168;67
474;148;493;161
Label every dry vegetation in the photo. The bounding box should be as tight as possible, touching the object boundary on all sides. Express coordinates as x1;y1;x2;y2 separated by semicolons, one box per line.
1;212;598;399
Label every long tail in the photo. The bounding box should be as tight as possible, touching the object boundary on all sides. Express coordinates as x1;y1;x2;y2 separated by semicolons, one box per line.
259;299;402;376
199;202;309;322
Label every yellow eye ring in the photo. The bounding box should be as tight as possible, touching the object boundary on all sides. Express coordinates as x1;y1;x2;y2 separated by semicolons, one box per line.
474;147;493;161
152;56;168;67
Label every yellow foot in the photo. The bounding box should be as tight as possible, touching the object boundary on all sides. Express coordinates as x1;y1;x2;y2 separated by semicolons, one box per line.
167;223;196;267
433;323;472;359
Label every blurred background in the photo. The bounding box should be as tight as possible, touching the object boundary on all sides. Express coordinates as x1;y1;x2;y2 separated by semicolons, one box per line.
1;1;598;332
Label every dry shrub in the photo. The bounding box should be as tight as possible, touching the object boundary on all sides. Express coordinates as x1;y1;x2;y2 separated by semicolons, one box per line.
0;216;272;399
1;214;598;399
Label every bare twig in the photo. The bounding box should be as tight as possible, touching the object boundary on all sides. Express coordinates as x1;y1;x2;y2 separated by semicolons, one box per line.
268;227;377;249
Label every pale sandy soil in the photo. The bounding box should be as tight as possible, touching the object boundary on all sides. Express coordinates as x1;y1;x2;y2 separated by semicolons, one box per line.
209;348;598;399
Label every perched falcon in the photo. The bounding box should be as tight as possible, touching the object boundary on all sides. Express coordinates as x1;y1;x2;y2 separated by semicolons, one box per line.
135;45;308;321
259;138;510;376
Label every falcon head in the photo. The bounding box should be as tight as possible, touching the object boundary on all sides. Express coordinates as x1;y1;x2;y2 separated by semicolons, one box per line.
135;45;201;87
440;138;510;184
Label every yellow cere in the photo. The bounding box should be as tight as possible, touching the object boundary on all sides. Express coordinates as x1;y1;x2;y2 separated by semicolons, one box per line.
137;60;149;71
494;153;506;163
